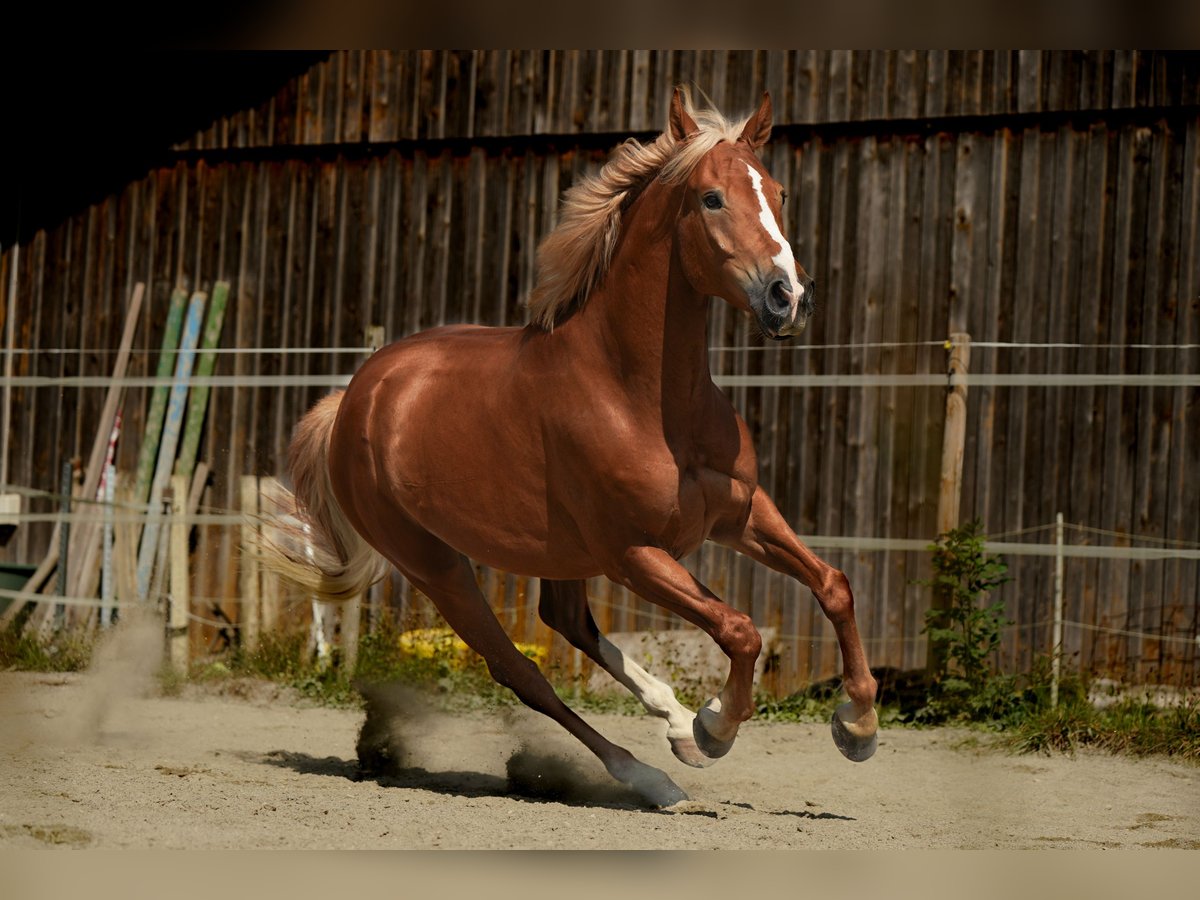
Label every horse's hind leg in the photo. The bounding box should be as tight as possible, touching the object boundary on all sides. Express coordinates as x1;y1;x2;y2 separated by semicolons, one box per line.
539;579;714;769
386;541;687;807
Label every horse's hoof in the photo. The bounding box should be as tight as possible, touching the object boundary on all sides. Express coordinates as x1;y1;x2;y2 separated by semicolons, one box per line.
614;763;691;811
693;710;737;760
830;702;879;762
669;735;718;769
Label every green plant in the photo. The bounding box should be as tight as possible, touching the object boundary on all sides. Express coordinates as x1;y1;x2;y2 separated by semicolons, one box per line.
0;625;94;672
1010;695;1200;763
916;519;1016;724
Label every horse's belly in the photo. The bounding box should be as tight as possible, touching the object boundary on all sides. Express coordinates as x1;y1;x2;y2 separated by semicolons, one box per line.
393;478;602;580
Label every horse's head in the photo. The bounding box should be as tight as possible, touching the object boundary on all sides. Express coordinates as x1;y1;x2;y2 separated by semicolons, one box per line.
670;90;814;340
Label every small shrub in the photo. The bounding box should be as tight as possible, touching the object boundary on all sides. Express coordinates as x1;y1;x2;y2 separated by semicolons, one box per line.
915;520;1016;724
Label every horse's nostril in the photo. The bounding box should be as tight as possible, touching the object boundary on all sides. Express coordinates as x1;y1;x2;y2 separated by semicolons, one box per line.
768;279;791;314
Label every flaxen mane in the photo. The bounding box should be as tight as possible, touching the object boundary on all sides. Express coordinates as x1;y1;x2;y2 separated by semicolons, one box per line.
527;88;752;330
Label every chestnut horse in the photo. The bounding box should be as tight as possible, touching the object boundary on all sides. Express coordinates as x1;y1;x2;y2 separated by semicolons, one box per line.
266;88;878;807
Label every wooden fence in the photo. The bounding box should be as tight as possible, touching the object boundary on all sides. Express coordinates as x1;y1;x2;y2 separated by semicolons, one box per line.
1;51;1197;690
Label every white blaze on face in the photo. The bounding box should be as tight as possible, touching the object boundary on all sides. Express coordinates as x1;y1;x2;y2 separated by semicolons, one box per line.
744;162;802;299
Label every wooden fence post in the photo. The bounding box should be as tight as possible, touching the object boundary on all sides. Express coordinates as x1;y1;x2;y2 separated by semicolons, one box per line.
239;475;261;652
258;477;286;636
168;475;190;671
926;332;971;677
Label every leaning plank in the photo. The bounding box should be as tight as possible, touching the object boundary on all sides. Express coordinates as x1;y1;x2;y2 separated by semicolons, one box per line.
135;291;207;603
66;407;124;615
0;283;144;630
175;281;230;484
133;288;189;511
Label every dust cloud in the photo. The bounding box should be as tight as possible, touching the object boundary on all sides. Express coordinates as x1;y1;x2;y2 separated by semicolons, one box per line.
354;680;646;807
65;611;163;743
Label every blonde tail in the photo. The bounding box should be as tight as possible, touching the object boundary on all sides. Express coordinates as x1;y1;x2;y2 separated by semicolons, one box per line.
254;391;387;602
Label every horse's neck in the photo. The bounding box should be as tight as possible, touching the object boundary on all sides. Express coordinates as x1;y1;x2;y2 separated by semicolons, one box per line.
566;182;712;424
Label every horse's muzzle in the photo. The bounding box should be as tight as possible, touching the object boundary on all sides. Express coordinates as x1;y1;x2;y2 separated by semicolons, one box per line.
753;273;814;340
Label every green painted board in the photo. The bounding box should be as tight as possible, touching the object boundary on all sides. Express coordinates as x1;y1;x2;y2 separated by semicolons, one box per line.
174;281;230;484
133;288;189;508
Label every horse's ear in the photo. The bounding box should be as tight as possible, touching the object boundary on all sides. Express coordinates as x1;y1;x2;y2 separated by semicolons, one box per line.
738;91;773;149
669;87;698;142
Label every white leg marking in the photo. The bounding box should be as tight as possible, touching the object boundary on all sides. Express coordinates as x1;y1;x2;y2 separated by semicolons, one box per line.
597;636;696;742
744;162;802;298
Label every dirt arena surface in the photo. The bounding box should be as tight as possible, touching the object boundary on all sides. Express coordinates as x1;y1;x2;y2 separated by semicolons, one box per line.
2;666;1198;851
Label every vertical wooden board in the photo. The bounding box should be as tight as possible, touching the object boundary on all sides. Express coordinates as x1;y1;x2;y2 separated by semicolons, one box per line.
491;50;514;136
366;50;392;143
923;50;948;119
813;136;855;679
445;50;476;139
1016;50;1044;114
594;50;619;134
847;135;886;654
764;51;789;122
340;50;365;144
404;153;428;335
874;135;910;667
996;127;1039;668
970;128;1011;533
380;153;404;340
865;50;889;121
1019;128;1060;669
516;152;540;323
1069;124;1113;672
331;159;354;353
464;150;487;324
889;50;919;121
790;50;817;123
262;164;296;470
359;158;382;345
627;50;650;132
989;51;1015;114
429;154;453;327
1037;126;1079;663
911;132;956;666
1131;125;1175;674
493;156;516;326
827;50;851;123
1118;123;1156;677
1099;126;1139;674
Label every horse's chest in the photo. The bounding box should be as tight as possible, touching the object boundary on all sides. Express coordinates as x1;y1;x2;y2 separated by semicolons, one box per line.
663;464;754;556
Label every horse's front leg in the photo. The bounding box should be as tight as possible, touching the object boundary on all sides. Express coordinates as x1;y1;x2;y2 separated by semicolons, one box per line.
607;546;761;760
715;486;879;762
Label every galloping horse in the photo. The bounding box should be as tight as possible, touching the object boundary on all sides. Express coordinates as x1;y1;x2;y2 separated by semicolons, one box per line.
266;88;879;807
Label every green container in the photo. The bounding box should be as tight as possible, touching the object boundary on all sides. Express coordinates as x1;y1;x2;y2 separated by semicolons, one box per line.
0;563;38;617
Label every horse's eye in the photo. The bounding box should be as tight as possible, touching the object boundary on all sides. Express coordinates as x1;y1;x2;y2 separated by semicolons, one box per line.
781;191;788;206
702;191;723;211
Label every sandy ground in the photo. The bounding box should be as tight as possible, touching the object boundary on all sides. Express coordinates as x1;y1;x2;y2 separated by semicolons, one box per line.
2;660;1198;850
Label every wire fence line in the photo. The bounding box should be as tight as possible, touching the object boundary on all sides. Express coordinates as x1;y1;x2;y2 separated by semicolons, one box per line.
8;582;1191;651
3;487;1198;561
